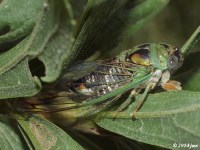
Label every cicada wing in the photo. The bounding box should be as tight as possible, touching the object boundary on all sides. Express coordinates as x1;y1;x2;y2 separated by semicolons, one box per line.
74;73;152;118
75;95;122;118
61;61;101;81
76;73;152;108
12;73;152;118
12;56;152;118
47;73;152;117
11;92;78;113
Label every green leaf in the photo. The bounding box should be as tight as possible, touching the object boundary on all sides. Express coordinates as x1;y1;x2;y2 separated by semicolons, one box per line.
70;0;118;61
97;91;200;149
0;115;25;150
0;59;41;99
0;0;61;98
0;0;60;74
16;115;84;150
39;14;74;82
106;0;170;56
39;0;89;82
0;0;44;44
121;0;169;37
72;0;169;60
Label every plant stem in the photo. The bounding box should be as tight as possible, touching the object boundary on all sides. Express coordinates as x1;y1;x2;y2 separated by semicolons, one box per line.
181;26;200;56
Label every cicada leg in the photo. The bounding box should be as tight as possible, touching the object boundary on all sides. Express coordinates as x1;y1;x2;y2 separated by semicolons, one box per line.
76;95;122;118
131;83;154;119
113;89;141;118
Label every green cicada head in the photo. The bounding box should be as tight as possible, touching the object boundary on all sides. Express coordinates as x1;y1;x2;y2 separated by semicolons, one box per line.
119;43;184;73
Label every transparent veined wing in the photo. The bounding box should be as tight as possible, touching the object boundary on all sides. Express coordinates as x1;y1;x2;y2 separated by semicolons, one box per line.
11;58;152;117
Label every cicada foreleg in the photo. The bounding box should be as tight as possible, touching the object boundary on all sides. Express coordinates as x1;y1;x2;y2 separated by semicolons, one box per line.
160;71;182;91
161;80;182;91
131;76;182;118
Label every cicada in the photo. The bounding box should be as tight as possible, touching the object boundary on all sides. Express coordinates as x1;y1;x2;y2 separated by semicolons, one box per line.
13;43;184;118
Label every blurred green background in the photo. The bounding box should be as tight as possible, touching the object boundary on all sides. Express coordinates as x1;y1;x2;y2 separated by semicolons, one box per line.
128;0;200;51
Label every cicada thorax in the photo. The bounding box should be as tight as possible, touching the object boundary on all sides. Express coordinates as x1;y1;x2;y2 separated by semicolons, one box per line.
62;58;138;101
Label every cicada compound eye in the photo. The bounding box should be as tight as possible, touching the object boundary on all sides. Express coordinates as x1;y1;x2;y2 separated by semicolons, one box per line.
167;48;183;69
130;49;150;66
167;55;179;69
